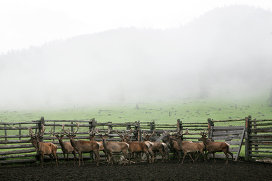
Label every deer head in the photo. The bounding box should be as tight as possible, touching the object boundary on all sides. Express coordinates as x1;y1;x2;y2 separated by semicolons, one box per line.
63;123;79;139
198;130;208;142
28;125;45;150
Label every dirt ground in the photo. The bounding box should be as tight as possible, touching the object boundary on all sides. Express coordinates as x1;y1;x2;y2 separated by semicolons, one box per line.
1;159;272;181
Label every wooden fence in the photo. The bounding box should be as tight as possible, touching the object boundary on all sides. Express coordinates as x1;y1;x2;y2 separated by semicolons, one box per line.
1;116;271;165
0;117;196;164
245;116;272;161
208;118;245;161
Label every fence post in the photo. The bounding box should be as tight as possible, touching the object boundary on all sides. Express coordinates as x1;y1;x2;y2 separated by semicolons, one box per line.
108;122;113;134
253;118;258;152
19;124;22;141
245;116;252;161
150;121;155;132
177;119;182;134
126;123;131;131
208;118;214;139
89;118;96;132
134;121;141;141
4;123;7;143
38;117;45;142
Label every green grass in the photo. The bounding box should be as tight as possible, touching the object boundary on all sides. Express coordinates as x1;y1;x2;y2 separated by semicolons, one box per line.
0;96;271;124
1;96;272;162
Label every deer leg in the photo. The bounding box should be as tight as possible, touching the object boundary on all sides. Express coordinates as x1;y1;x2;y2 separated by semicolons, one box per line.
62;152;66;161
109;152;114;165
178;151;181;163
159;148;165;162
224;151;229;165
228;151;233;161
195;153;200;161
78;152;81;166
72;151;76;166
188;153;194;163
94;150;100;166
122;151;129;165
128;152;131;164
181;152;187;164
55;152;59;167
49;154;54;166
40;153;44;167
213;152;216;163
81;152;84;165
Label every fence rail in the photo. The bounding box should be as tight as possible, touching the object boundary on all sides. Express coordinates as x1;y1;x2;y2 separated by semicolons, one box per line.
245;116;272;161
1;115;272;165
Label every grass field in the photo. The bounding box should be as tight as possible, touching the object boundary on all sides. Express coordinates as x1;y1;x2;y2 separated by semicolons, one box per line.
1;96;271;125
1;95;271;161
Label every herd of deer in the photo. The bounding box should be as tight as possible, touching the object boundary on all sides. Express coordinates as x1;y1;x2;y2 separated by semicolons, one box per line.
28;123;233;167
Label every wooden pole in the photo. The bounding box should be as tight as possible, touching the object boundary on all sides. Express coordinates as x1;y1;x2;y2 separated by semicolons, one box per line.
38;117;45;142
177;119;181;134
150;120;155;132
208;118;214;139
253;118;258;152
89;118;96;132
108;122;113;134
245;116;251;161
4;124;7;143
19;124;21;141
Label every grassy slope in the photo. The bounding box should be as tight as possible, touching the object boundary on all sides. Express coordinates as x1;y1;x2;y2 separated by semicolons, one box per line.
0;97;271;125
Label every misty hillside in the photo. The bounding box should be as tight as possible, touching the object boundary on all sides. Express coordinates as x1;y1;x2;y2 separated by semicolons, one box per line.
1;5;272;109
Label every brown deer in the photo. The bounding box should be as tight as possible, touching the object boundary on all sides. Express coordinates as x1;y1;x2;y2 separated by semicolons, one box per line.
198;131;233;164
163;130;200;163
89;128;104;152
28;125;58;167
100;133;129;165
143;131;168;162
63;123;100;166
52;129;77;164
121;130;154;163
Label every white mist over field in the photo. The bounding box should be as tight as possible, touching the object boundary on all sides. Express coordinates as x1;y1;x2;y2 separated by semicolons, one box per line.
0;3;272;109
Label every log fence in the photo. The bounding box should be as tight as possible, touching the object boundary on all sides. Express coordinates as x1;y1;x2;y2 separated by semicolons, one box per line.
245;116;272;161
1;115;271;165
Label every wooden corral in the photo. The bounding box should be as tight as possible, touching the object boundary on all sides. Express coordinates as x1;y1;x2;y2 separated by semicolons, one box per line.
245;116;272;161
0;116;271;165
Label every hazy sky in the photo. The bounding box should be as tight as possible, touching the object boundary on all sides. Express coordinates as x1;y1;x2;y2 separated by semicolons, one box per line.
1;0;272;54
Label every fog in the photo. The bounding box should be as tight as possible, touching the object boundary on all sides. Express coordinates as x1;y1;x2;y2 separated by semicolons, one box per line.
1;5;272;110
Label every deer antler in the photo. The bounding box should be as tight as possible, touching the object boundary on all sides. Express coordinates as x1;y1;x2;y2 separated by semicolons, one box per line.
48;127;55;136
143;131;146;139
28;127;34;137
62;124;70;135
74;123;79;134
39;124;45;137
183;128;189;135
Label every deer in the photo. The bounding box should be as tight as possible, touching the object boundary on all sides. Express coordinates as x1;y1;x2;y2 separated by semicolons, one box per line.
100;132;129;165
162;131;190;162
51;128;77;164
198;131;233;164
121;130;154;164
89;128;104;152
28;125;58;167
63;123;100;166
143;131;168;162
162;130;204;163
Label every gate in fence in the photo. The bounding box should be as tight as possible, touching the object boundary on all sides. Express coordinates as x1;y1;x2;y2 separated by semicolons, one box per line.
208;118;245;161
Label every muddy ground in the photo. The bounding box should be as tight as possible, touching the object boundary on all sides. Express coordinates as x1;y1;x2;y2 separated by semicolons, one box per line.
1;159;272;181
